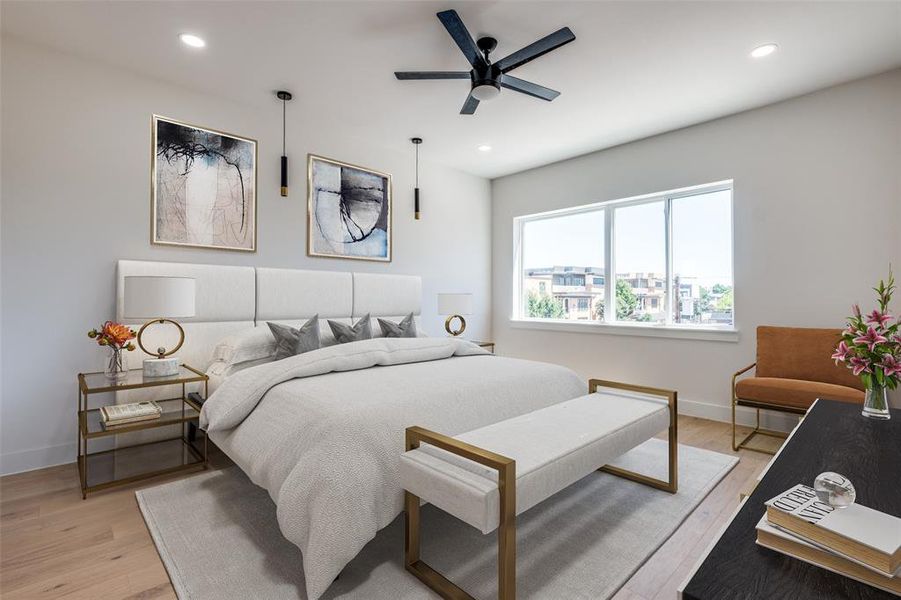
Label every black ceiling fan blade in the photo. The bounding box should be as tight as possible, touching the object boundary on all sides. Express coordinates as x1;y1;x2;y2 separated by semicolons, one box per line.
499;74;560;101
395;71;472;80
460;93;480;115
437;9;488;70
494;27;576;73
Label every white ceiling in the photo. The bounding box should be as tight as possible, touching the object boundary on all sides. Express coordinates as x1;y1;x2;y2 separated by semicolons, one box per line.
3;1;900;178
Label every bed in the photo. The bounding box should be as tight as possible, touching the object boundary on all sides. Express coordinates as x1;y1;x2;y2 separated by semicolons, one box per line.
117;260;585;600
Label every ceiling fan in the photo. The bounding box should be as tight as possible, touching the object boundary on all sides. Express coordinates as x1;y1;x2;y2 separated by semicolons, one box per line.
395;9;575;115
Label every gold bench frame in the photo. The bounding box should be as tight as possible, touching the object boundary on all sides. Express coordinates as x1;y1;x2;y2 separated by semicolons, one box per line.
403;379;678;600
731;363;800;455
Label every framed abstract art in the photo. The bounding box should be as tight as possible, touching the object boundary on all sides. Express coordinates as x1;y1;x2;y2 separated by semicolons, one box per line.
151;115;257;252
307;154;392;262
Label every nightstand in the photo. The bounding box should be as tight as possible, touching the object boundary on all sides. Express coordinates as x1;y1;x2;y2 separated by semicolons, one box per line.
473;341;495;354
77;365;208;499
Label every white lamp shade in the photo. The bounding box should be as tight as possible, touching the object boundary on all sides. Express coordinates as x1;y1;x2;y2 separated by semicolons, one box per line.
124;276;196;319
437;293;473;316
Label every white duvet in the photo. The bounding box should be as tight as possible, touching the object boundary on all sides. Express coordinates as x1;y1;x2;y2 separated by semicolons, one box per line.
201;337;584;599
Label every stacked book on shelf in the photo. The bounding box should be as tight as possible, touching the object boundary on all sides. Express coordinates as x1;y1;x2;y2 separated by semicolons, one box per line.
100;401;162;428
757;484;901;594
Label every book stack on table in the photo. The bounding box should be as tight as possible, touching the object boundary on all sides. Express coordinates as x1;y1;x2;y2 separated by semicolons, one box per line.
757;484;901;594
100;401;162;428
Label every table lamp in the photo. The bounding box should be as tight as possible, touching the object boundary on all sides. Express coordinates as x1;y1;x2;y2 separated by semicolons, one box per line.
437;293;473;336
124;276;196;377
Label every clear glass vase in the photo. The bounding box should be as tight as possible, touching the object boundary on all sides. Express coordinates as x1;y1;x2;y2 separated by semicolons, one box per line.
104;347;128;381
861;383;891;420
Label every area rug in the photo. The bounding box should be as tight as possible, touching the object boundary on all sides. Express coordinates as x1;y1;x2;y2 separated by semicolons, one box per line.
137;439;737;600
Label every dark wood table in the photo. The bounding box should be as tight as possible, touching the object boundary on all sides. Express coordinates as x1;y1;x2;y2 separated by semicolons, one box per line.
682;399;900;600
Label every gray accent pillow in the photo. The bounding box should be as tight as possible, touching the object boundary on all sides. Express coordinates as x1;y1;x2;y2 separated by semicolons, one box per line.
328;314;373;344
378;313;418;338
267;317;321;360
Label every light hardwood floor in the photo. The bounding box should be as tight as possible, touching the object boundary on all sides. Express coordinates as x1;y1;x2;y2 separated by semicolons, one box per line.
0;416;782;599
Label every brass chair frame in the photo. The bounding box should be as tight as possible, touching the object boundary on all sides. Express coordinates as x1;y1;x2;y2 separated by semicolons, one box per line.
731;363;803;455
403;379;678;600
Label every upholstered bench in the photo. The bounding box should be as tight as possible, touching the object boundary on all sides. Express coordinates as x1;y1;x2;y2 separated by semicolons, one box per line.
400;379;678;600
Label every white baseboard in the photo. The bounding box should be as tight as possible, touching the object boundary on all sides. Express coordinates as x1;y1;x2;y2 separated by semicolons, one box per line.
678;397;799;432
0;443;74;476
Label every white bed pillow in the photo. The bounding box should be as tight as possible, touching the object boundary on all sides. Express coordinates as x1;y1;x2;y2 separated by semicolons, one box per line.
212;326;277;365
206;357;274;394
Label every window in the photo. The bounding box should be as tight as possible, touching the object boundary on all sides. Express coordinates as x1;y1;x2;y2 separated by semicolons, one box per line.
671;188;733;325
615;201;666;323
520;210;605;321
515;181;733;330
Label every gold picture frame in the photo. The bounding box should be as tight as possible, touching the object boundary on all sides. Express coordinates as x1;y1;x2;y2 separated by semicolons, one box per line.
151;115;258;252
307;153;392;262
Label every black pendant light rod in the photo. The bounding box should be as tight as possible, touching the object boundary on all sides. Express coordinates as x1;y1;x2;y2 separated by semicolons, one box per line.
277;90;293;197
412;137;422;220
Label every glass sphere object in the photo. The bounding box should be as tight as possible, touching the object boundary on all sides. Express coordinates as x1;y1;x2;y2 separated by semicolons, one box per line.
814;472;855;509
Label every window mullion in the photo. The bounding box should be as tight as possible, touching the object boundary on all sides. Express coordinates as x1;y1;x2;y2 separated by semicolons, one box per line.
514;219;524;320
604;209;615;323
664;197;673;326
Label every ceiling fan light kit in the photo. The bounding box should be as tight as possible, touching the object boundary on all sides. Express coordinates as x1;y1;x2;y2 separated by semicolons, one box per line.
395;9;575;115
471;82;500;101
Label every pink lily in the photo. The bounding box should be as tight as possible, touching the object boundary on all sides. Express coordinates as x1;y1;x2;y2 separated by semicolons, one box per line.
831;341;851;363
880;354;901;378
865;310;893;328
849;356;871;376
852;304;862;318
853;326;888;352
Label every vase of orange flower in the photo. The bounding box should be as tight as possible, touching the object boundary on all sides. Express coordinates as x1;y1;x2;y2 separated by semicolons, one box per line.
88;321;137;381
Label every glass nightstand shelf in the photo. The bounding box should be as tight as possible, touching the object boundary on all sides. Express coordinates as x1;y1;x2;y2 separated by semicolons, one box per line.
80;396;201;438
76;364;208;499
78;364;207;393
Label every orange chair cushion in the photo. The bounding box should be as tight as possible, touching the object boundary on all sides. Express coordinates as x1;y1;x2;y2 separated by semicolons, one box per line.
735;376;864;410
755;326;864;390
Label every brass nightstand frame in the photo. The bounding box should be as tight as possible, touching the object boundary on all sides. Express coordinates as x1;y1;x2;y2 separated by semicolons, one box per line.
474;341;495;354
76;364;209;499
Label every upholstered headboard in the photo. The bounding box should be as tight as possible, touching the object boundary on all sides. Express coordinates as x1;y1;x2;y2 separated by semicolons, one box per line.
116;259;422;370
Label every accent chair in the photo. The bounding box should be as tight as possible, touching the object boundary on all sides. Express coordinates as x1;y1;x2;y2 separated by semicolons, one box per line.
732;326;865;454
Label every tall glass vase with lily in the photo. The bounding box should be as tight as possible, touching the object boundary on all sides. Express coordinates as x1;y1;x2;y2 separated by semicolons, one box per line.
832;269;899;420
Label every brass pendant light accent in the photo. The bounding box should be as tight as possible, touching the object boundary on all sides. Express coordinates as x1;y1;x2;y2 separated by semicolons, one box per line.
277;91;293;197
412;137;422;220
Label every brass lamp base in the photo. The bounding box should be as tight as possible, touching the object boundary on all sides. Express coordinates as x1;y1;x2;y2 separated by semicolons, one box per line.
444;315;466;336
137;318;185;376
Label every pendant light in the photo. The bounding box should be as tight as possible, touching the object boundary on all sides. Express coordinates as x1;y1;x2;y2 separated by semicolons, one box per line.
412;137;422;220
276;91;293;197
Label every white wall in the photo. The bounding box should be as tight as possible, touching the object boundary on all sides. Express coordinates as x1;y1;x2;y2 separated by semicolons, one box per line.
0;38;492;475
492;69;901;426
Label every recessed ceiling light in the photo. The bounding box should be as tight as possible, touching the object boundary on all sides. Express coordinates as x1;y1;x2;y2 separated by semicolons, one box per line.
750;43;778;59
179;33;206;48
477;144;492;152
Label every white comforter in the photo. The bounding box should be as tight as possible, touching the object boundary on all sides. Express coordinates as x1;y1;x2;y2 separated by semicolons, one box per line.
201;337;585;599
